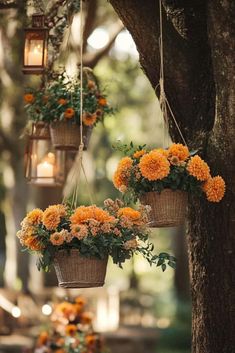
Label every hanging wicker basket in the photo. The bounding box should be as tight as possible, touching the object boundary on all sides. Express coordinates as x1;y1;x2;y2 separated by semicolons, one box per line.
31;122;50;139
50;121;93;151
53;249;108;288
140;189;187;228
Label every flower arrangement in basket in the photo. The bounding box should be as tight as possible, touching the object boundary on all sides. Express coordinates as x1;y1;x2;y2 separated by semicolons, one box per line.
35;296;106;353
24;68;114;150
17;199;176;288
113;143;226;227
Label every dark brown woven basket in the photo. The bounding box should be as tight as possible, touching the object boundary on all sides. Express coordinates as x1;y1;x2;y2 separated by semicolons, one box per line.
140;189;188;228
31;122;50;139
50;121;93;151
53;249;108;288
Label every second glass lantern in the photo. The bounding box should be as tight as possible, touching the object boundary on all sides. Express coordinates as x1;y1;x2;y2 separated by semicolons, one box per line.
25;123;65;186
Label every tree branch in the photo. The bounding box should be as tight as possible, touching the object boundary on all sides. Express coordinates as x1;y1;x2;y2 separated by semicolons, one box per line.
83;21;124;68
0;2;17;9
83;0;98;52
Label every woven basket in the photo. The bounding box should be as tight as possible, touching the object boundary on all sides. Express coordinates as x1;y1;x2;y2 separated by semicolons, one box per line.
53;249;108;288
50;121;93;151
140;189;187;228
31;122;50;139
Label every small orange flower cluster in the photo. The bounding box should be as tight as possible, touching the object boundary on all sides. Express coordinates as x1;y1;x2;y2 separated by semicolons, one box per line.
113;156;133;192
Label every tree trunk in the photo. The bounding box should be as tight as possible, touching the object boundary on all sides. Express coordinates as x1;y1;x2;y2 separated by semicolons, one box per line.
109;1;235;352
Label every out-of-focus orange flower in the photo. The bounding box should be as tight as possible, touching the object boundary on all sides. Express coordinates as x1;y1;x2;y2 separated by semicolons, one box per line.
82;112;97;126
24;93;35;103
81;311;93;325
85;334;97;346
65;324;77;336
113;157;133;191
87;80;96;89
118;207;142;225
133;150;146;159
24;236;43;251
98;97;107;106
37;331;49;346
187;155;210;181
203;176;225;202
64;107;75;119
58;98;67;105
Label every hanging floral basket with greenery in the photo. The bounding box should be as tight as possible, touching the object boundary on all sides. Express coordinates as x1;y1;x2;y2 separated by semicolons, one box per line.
113;143;226;227
24;68;114;150
17;199;175;288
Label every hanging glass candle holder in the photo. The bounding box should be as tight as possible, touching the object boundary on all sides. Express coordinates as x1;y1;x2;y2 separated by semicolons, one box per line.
25;123;65;186
22;14;48;74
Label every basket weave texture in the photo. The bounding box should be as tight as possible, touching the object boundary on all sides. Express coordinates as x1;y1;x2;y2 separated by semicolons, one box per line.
50;121;93;151
140;189;187;228
32;122;50;139
53;249;108;288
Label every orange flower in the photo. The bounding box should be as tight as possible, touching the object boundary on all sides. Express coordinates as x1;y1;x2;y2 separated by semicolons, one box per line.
71;224;88;239
58;98;67;105
24;93;34;103
70;206;115;226
81;311;93;324
113;157;133;191
87;80;96;89
187;155;210;181
82;112;97;126
118;207;142;225
203;176;225;202
153;148;169;158
64;107;75;119
37;331;49;346
139;150;170;180
123;238;138;250
168;143;189;161
169;155;181;166
65;324;77;336
98;97;107;106
24;236;43;251
75;296;86;306
50;231;65;246
42;204;66;230
86;334;97;346
133;150;146;159
25;208;43;225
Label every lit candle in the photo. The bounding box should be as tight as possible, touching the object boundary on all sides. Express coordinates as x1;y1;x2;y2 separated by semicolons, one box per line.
27;45;43;65
36;161;53;184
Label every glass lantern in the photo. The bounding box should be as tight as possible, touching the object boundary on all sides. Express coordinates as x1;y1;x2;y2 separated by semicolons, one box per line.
23;14;48;74
25;123;65;186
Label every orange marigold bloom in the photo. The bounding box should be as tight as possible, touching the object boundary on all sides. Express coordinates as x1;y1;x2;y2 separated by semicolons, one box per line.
82;112;97;126
65;324;77;336
58;98;67;105
118;207;142;225
113;157;133;191
98;97;107;106
203;176;225;202
24;93;34;103
37;331;49;346
26;208;43;225
86;334;97;346
50;231;65;246
81;311;93;324
168;143;189;161
64;107;75;119
139;151;170;181
42;204;66;230
75;296;86;306
24;236;43;251
70;206;115;226
153;148;169;158
133;150;146;159
87;80;96;89
187;155;210;181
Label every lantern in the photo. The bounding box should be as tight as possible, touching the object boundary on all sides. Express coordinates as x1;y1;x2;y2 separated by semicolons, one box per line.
25;123;65;186
23;14;48;74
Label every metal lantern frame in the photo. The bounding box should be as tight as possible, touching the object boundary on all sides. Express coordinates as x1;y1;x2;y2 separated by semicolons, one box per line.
25;123;65;187
22;14;48;74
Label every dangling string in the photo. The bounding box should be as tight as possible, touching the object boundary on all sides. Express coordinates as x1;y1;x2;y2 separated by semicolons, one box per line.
63;0;94;207
158;0;187;147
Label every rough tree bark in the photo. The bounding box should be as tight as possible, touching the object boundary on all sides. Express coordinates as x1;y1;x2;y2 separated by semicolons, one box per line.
109;0;235;352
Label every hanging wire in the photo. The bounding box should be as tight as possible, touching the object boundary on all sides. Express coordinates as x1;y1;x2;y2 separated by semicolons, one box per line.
158;0;188;147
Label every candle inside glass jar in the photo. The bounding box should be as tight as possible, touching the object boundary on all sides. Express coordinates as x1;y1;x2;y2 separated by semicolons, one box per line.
36;161;54;184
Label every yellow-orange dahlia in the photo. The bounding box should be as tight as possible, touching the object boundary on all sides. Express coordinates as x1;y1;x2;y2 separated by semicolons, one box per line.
113;157;133;191
118;207;142;225
50;231;65;246
70;205;114;225
82;112;97;126
25;208;43;225
139;151;170;181
24;93;34;103
64;107;75;119
24;236;43;251
133;150;146;159
42;204;66;230
203;176;225;202
168;143;189;161
187;155;210;181
65;324;77;336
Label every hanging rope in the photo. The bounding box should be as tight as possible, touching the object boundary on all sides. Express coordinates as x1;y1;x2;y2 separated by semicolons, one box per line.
63;0;94;207
158;0;188;147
